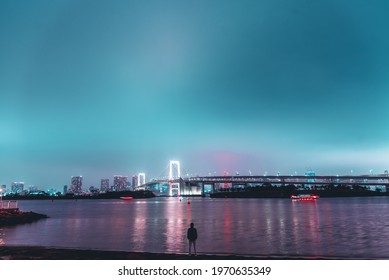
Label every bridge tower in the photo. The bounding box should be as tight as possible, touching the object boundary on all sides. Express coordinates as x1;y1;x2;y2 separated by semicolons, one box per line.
169;160;181;196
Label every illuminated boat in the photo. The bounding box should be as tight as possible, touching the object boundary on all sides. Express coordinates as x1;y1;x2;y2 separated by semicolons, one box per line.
120;196;133;200
291;194;319;201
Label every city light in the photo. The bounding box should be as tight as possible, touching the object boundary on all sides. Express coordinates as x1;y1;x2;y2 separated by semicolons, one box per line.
138;173;146;186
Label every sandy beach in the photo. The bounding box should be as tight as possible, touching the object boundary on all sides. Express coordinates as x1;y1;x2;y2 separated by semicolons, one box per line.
0;246;289;260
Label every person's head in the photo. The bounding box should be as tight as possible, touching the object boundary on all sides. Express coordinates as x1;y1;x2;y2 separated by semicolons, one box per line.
190;222;194;228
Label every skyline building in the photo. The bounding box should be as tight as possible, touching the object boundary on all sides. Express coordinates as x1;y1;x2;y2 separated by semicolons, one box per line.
11;182;24;194
63;185;68;194
138;173;146;186
100;179;110;192
71;176;83;194
132;175;138;189
113;175;128;191
0;185;6;194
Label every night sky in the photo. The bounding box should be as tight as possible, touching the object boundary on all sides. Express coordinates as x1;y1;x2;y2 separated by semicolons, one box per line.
1;0;389;189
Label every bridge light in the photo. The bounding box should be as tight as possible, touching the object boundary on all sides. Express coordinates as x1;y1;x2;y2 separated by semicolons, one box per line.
169;160;181;180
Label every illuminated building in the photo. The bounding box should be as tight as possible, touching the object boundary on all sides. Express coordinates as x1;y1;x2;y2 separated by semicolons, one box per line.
100;179;110;192
138;173;146;186
71;176;83;194
113;176;128;191
132;175;138;189
11;182;24;194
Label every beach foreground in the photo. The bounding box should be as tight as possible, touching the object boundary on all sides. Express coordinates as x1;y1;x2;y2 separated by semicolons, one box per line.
0;246;306;260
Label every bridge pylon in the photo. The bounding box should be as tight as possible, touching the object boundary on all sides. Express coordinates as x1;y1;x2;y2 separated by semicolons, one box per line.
169;160;181;196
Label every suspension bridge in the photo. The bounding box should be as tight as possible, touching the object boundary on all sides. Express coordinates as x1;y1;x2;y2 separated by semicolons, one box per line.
136;161;389;196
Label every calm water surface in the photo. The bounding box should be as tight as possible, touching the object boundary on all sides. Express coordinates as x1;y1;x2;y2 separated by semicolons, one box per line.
2;197;389;258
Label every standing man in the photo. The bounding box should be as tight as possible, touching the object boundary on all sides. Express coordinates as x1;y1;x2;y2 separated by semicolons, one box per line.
187;222;197;255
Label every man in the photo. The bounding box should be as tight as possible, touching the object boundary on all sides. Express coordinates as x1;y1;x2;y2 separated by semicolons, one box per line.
187;222;197;255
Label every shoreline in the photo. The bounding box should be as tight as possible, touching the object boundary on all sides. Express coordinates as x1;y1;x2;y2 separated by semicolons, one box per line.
0;246;381;260
0;246;285;260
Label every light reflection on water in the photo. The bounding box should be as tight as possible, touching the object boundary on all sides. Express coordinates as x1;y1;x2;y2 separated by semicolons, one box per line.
2;197;389;258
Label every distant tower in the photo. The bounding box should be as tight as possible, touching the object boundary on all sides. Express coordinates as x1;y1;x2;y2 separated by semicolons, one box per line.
63;185;68;194
138;173;146;186
71;176;83;194
169;160;181;179
100;179;110;192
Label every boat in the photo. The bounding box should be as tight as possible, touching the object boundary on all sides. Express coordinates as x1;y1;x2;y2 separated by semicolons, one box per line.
120;196;133;200
291;194;319;201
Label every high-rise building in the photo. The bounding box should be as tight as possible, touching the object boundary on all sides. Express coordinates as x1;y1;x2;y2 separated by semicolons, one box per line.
113;176;128;192
71;176;83;194
100;179;110;192
11;182;24;194
0;185;6;194
132;175;138;189
63;185;68;194
138;173;146;186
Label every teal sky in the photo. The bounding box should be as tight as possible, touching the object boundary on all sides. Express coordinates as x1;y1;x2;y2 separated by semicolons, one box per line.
1;0;389;189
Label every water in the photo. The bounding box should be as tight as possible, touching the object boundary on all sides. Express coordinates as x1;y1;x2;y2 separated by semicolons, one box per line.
2;197;389;258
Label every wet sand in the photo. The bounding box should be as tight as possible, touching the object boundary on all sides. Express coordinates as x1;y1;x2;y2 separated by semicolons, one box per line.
0;246;288;260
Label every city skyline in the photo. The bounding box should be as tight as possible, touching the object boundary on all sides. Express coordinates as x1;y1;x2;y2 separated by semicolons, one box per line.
1;0;389;188
2;164;389;193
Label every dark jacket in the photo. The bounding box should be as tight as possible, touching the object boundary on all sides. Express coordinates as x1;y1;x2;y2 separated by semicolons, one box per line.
187;227;197;241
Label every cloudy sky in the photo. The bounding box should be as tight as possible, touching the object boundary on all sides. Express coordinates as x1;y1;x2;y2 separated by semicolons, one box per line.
1;0;389;189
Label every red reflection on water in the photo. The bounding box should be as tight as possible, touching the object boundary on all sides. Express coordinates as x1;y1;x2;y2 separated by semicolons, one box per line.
291;199;322;256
